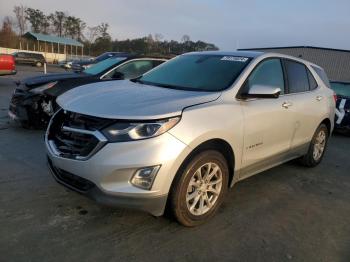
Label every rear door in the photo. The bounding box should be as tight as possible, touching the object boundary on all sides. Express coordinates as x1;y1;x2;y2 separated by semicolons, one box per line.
240;58;296;177
281;59;327;150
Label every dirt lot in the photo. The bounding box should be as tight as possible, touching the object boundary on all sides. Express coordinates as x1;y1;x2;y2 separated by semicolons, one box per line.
0;66;350;262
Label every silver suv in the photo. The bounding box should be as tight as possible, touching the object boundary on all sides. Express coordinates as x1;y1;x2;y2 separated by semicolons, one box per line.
46;51;335;226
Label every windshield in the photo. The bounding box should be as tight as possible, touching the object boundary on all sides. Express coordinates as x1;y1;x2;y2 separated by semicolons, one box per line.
330;82;350;98
83;57;127;75
138;54;251;91
95;53;115;62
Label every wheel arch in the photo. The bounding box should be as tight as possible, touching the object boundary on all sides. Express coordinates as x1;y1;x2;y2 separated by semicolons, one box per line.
320;118;332;134
173;138;236;189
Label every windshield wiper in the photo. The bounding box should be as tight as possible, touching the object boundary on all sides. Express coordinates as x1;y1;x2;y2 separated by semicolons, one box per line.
131;78;210;92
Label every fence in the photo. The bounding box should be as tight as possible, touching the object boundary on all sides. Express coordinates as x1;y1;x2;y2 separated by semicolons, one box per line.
0;47;93;63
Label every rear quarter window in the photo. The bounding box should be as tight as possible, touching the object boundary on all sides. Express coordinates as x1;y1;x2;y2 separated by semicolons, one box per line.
311;65;331;88
307;69;318;90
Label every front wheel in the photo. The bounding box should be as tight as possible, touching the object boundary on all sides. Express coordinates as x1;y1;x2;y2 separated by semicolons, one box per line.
169;150;229;227
300;123;329;167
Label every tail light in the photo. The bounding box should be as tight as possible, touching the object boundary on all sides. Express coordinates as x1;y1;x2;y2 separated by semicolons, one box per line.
333;93;337;103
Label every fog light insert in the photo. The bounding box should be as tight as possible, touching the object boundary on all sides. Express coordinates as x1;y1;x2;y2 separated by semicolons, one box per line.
131;165;161;190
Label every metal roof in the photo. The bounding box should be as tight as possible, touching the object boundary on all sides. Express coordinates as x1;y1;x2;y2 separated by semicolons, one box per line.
185;50;263;58
23;32;83;47
239;45;350;53
239;46;350;83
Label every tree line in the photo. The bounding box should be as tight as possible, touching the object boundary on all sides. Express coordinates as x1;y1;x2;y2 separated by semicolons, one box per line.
0;5;219;57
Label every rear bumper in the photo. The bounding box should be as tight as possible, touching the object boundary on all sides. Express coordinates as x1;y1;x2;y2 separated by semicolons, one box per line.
47;158;168;216
0;69;16;76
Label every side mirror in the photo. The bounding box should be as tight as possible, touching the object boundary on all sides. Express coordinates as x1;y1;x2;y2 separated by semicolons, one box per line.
243;85;281;99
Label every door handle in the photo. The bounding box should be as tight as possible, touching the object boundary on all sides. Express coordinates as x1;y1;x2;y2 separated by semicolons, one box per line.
316;96;323;101
282;101;292;109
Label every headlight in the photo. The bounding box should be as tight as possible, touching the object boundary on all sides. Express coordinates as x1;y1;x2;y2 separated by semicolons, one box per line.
31;81;57;94
102;117;180;142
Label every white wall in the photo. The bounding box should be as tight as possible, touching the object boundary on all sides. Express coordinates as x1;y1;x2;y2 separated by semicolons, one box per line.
0;46;67;63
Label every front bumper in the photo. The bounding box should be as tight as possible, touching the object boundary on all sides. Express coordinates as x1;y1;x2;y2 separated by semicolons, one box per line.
0;69;16;76
9;88;53;128
46;132;191;216
48;158;168;216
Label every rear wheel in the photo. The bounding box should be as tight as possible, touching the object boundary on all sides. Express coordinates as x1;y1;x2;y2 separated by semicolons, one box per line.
300;123;329;167
169;150;229;227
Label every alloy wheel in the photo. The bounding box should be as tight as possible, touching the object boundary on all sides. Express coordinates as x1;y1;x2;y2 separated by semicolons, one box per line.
313;129;326;161
186;162;223;216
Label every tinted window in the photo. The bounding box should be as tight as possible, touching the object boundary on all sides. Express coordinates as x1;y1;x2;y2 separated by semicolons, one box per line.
311;66;331;88
95;53;114;62
104;60;154;79
284;60;309;93
307;69;318;90
153;60;165;67
83;57;127;75
139;55;251;91
247;59;284;94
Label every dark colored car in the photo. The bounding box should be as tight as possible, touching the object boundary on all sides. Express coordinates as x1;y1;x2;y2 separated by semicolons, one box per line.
13;52;46;67
330;82;350;134
71;52;129;72
0;54;16;75
8;55;167;129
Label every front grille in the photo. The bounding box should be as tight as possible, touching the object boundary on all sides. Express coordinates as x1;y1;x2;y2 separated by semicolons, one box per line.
48;158;95;192
47;110;114;159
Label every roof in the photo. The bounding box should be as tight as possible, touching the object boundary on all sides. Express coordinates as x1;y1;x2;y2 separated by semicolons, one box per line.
23;32;83;47
185;50;263;58
239;46;350;53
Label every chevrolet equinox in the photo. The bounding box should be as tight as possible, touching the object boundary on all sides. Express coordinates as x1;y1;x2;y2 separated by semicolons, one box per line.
46;51;335;226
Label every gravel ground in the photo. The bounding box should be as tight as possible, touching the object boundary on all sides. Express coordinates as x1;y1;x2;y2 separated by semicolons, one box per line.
0;65;349;262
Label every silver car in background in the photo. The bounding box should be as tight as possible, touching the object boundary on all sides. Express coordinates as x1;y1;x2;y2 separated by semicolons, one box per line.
46;51;335;226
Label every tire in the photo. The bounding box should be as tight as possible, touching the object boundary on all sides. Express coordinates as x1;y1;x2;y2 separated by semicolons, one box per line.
169;150;229;227
35;61;42;67
300;123;329;167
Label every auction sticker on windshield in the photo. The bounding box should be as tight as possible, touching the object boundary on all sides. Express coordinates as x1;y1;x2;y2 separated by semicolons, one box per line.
221;56;249;62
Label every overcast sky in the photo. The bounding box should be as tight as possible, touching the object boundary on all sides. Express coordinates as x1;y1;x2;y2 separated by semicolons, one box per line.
1;0;349;50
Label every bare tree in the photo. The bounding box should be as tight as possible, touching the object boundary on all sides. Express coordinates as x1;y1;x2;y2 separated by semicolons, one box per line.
181;34;190;43
86;26;99;43
0;16;17;48
13;5;27;36
154;33;163;42
86;26;99;55
97;23;111;40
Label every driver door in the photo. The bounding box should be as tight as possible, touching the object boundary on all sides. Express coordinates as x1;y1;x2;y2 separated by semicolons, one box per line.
239;58;296;178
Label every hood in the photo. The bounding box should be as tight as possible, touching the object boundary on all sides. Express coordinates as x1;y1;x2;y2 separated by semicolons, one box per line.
57;80;221;120
24;72;88;88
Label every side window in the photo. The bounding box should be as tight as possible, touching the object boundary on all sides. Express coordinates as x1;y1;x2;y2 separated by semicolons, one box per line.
311;65;331;88
104;60;154;79
284;60;309;93
307;69;318;90
247;59;285;94
152;60;165;67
